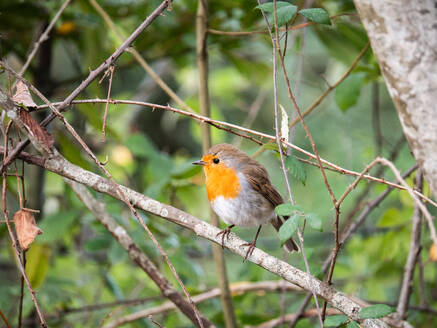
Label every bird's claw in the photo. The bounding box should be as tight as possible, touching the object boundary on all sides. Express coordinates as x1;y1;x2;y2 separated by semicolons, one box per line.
241;240;257;261
216;225;234;248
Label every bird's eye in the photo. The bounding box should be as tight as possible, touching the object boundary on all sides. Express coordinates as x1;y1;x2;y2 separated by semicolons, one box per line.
213;158;220;164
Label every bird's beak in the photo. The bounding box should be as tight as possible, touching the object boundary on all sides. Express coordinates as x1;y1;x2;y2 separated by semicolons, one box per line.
192;160;206;166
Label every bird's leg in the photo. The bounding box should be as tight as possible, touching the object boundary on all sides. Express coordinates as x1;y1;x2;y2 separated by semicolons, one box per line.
241;225;262;261
216;224;235;248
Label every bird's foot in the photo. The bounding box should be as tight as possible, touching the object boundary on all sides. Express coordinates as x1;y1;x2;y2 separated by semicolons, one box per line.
216;224;235;248
241;239;257;261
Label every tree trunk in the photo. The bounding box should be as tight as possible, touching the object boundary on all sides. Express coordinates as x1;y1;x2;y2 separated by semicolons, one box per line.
354;0;437;196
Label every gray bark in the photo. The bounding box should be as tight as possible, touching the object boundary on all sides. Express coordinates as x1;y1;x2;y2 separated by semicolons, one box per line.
354;0;437;196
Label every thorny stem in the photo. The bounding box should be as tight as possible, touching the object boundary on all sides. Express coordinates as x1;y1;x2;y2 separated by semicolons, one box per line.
2;122;47;327
34;98;437;209
3;60;206;328
260;1;323;326
0;0;173;174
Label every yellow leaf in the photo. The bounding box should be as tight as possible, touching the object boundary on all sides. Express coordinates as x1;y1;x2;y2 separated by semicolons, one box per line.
430;244;437;262
25;244;51;289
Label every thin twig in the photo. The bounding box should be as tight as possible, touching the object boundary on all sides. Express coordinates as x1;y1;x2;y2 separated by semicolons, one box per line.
260;1;323;326
14;0;72;83
66;180;213;328
397;170;423;320
88;0;196;114
105;281;302;328
288;164;418;327
196;0;237;326
257;308;341;328
289;42;370;127
232;90;267;147
417;256;427;308
372;83;383;155
0;309;11;328
34;98;437;208
2;62;207;328
0;137;411;328
1;123;47;328
376;158;437;250
100;65;115;139
207;13;354;36
0;0;173;174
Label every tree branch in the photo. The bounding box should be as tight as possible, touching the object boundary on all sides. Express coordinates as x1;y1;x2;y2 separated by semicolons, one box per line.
65;179;214;328
196;0;237;326
34;98;437;208
105;281;301;328
0;0;172;173
5;139;410;328
396;170;423;319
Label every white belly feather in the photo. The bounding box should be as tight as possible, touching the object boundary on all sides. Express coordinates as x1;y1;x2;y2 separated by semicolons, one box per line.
211;173;275;227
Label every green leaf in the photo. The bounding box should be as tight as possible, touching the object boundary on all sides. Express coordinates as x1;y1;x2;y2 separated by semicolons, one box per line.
324;314;349;327
285;155;307;185
377;208;404;227
171;161;202;180
359;304;395;319
125;133;156;158
299;8;331;25
278;214;299;246
255;1;298;27
38;210;78;243
347;321;360;328
335;72;366;112
274;203;304;216
306;213;322;231
263;143;279;151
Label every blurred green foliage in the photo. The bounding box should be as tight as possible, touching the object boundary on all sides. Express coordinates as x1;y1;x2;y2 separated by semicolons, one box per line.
0;0;435;327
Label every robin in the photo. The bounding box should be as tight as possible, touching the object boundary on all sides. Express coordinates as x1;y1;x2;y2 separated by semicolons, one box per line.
193;143;299;260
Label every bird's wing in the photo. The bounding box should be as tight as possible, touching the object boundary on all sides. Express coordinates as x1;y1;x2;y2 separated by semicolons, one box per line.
241;162;284;207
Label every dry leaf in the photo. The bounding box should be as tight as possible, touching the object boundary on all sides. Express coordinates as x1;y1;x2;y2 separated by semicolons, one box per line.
430;244;437;262
13;209;43;250
18;107;54;153
12;81;37;108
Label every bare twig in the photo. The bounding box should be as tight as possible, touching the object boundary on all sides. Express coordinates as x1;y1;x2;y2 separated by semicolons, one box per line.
289;164;418;327
0;0;173;173
2;64;206;328
105;281;302;328
376;158;437;250
88;0;196;114
232;90;267;147
289;42;370;127
256;308;341;328
1;122;47;328
100;65;115;139
14;0;72;82
34;98;437;208
258;0;322;326
371;83;383;155
397;170;423;320
2;138;410;327
417;256;427;308
196;0;237;326
66;180;214;328
207;14;354;36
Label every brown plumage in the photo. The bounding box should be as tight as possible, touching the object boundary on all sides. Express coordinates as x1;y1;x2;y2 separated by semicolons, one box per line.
193;143;299;258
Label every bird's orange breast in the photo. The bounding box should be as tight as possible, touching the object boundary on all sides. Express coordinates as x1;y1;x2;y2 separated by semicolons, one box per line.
204;163;241;202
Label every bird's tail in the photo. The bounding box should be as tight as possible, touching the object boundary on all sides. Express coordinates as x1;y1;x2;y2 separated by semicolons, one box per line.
271;216;300;253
